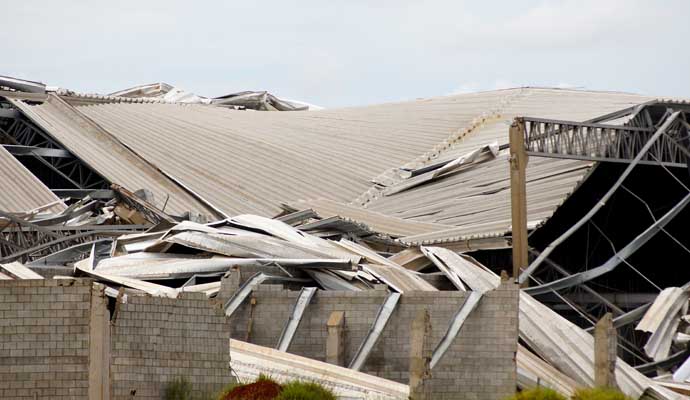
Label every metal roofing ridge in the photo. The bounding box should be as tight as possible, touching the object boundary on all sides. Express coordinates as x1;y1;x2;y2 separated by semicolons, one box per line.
311;86;646;113
352;88;531;208
58;91;167;105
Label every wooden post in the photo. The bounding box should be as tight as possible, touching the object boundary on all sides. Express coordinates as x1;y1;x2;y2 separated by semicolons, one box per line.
326;311;346;366
595;312;618;388
509;118;529;280
409;309;432;399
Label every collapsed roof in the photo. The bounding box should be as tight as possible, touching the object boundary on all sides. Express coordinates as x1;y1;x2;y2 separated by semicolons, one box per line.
2;74;690;397
0;83;662;246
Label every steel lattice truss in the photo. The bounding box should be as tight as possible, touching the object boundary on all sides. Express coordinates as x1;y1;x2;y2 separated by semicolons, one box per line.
0;212;147;263
522;101;690;168
0;113;109;190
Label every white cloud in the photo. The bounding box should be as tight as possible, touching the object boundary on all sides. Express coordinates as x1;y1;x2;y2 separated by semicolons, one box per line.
2;0;689;106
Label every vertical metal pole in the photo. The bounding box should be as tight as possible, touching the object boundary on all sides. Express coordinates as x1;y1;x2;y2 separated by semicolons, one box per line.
509;118;529;281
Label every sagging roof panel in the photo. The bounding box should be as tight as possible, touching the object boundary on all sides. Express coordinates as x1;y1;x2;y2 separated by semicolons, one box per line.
75;89;514;215
352;89;656;242
0;145;65;213
8;94;218;218
8;87;658;243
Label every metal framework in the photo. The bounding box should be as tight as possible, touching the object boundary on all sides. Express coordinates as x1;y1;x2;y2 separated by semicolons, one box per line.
522;102;690;168
510;101;690;367
0;105;109;191
0;215;147;263
512;102;690;285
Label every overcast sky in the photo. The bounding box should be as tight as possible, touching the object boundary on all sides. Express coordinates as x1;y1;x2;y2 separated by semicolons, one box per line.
3;1;689;108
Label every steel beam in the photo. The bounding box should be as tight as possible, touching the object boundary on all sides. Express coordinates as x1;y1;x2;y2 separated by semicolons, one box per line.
349;292;401;371
430;291;483;369
276;287;317;352
51;189;115;199
3;144;72;158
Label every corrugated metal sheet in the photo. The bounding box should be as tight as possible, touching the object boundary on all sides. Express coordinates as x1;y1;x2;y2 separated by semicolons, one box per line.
370;153;593;244
9;95;217;218
0;145;65;213
74;89;515;215
288;198;454;237
76;88;650;232
354;89;656;242
229;339;409;399
10;88;658;243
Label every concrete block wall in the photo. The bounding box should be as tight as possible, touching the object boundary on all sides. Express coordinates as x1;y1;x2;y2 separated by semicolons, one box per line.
0;279;92;399
110;291;231;399
228;284;388;358
0;279;232;399
0;276;517;400
226;280;519;400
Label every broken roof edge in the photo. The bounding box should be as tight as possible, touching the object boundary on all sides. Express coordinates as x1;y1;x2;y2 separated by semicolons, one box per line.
284;198;453;238
399;164;596;248
0;75;46;93
351;89;534;208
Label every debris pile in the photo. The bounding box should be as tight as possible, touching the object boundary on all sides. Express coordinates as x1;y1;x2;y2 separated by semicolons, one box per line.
0;191;686;399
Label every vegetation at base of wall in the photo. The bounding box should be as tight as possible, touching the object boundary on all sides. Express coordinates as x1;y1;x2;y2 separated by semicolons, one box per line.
215;381;240;400
505;387;567;400
163;376;217;400
572;387;632;400
275;381;337;400
505;387;633;400
164;377;193;400
216;374;337;400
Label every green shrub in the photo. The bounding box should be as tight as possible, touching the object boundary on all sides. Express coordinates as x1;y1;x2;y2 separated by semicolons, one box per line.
505;387;567;400
572;387;631;400
275;381;336;400
164;376;193;400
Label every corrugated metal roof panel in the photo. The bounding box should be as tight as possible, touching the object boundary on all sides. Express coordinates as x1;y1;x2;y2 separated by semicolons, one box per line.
287;198;453;237
74;88;653;221
75;89;514;216
10;88;661;243
364;153;592;243
9;95;217;218
353;89;656;242
0;145;65;213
